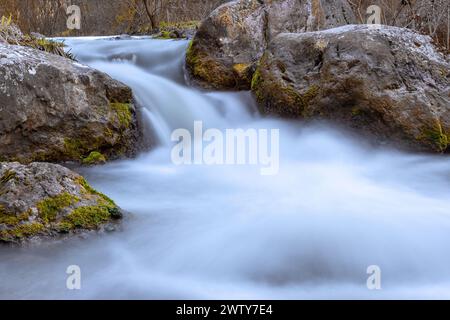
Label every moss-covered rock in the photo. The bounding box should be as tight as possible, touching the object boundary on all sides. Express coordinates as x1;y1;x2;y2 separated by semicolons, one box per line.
186;39;237;89
0;24;142;165
82;151;107;166
252;25;450;153
0;162;123;244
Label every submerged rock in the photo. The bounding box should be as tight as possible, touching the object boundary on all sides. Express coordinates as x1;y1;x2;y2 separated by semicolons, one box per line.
252;25;450;152
186;0;356;89
0;42;141;164
0;162;123;244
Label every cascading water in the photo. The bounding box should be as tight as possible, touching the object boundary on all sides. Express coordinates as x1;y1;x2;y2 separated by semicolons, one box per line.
1;37;450;299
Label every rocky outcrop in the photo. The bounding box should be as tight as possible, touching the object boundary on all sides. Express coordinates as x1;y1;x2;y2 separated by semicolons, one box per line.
0;42;141;164
186;0;356;90
252;25;450;152
0;162;123;244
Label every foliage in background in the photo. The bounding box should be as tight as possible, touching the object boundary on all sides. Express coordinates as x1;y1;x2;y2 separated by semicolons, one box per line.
0;0;228;36
348;0;450;53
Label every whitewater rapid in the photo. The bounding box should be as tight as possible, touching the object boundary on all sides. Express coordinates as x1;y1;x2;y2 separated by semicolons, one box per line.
1;37;450;299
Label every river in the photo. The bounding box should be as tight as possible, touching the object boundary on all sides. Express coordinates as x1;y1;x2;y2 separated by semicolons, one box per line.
1;37;450;299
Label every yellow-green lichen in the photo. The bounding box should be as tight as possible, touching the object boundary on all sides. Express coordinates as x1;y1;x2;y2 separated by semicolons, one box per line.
159;20;199;30
82;151;107;165
22;37;75;60
352;107;362;117
422;123;449;153
251;68;264;101
0;208;31;226
0;222;45;241
76;177;116;207
233;63;252;85
37;192;80;224
299;85;320;116
252;63;320;117
157;30;174;39
63;136;104;162
64;138;84;159
64;205;111;229
186;40;236;88
54;221;74;233
110;102;132;128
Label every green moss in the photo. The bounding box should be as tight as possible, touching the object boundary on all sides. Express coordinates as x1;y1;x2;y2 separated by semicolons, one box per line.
82;151;107;165
64;136;105;162
0;222;45;241
104;127;114;138
352;107;362;117
54;221;73;233
37;192;80;224
186;40;196;70
422;123;449;152
0;170;17;184
1;14;12;27
64;205;111;229
186;40;236;88
76;177;116;207
0;213;20;225
58;177;121;230
0;207;30;226
157;30;173;39
276;60;287;73
64;138;83;159
17;36;76;60
110;102;132;128
302;85;320;106
251;68;264;102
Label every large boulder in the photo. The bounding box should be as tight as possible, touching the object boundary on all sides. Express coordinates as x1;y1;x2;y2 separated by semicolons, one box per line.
252;25;450;152
186;0;356;89
0;162;123;243
0;42;141;164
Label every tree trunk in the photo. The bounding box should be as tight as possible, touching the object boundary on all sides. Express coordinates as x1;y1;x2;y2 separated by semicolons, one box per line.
142;0;156;29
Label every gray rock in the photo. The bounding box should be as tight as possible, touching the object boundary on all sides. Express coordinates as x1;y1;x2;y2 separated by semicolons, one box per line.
30;32;47;39
186;0;356;89
0;42;141;164
252;25;450;152
0;23;23;44
0;162;123;244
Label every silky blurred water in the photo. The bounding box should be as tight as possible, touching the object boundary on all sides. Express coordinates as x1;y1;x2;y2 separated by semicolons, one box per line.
1;37;450;299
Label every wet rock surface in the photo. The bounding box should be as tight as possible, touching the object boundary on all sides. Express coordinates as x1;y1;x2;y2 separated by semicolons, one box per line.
252;25;450;152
